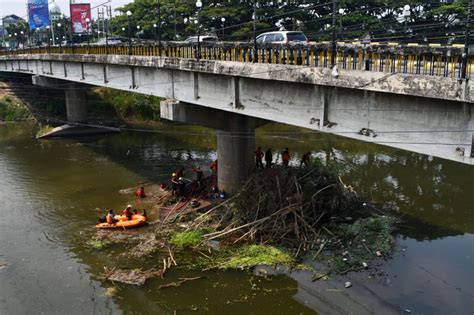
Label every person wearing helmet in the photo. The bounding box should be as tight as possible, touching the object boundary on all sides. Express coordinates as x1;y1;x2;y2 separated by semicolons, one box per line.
171;173;179;196
122;205;133;220
177;177;186;197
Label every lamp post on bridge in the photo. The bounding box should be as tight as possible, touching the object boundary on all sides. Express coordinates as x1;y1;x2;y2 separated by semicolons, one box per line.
126;10;132;55
85;18;91;51
461;0;472;80
57;23;62;52
221;17;225;40
196;0;202;60
403;5;411;44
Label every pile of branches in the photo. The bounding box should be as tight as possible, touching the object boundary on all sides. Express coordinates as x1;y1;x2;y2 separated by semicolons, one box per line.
190;166;360;258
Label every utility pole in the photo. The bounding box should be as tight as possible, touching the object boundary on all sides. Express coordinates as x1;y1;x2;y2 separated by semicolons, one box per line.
253;0;257;63
461;0;472;80
331;0;337;67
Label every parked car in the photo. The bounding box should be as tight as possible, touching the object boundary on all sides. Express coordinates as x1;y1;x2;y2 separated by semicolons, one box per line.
185;35;218;43
255;31;308;45
96;37;125;45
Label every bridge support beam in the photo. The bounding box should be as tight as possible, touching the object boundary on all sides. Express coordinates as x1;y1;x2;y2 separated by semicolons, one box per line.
32;75;119;138
161;100;263;194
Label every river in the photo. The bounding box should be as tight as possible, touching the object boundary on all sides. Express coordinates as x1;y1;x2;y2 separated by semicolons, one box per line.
0;123;472;314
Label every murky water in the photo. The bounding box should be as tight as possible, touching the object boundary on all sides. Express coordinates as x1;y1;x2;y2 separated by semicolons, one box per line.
0;123;472;314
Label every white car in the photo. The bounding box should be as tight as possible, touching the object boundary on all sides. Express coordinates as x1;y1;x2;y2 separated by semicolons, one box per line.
185;35;218;43
256;31;308;45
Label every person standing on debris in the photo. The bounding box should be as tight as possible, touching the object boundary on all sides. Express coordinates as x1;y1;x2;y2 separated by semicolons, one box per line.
255;147;264;169
265;148;273;168
210;159;218;174
192;166;204;187
177;177;186;197
171;172;179;196
300;151;311;168
282;147;290;168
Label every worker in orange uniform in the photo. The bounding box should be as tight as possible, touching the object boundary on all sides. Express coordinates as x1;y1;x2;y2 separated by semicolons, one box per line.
255;147;264;169
122;204;133;220
282;147;290;168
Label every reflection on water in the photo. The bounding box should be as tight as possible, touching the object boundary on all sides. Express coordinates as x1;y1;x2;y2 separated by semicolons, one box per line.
0;122;473;314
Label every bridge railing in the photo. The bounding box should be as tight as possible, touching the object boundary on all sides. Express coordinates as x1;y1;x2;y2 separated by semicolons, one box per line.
1;42;472;79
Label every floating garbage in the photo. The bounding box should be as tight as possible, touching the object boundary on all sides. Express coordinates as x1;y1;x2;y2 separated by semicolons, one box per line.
344;281;352;288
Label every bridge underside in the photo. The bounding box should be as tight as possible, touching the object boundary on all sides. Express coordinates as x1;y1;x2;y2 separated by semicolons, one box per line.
1;55;473;169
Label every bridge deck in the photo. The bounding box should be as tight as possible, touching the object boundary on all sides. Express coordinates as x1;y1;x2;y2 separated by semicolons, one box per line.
2;42;472;79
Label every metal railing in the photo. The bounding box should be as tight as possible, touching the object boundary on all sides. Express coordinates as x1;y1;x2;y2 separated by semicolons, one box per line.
1;42;472;79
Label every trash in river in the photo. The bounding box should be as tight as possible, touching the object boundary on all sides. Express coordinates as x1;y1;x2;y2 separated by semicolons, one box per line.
405;309;412;313
0;260;8;271
376;251;383;257
105;267;164;286
362;262;368;269
344;281;352;288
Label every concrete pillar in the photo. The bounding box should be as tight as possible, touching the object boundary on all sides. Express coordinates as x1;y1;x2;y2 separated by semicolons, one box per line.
65;83;88;123
161;100;262;194
32;76;89;124
217;115;255;194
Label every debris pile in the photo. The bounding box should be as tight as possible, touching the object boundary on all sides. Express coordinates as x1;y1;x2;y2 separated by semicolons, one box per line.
190;167;361;258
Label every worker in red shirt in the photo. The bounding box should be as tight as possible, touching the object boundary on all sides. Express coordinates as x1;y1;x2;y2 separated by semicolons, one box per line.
135;186;145;198
255;147;264;169
210;160;218;174
282;147;290;168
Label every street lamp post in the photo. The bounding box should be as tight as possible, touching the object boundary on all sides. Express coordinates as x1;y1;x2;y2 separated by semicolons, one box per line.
403;5;411;44
126;10;132;55
85;18;91;52
57;23;62;52
253;0;257;62
196;0;202;60
46;25;51;53
338;8;344;37
221;17;225;39
157;1;162;54
461;0;472;80
20;31;24;51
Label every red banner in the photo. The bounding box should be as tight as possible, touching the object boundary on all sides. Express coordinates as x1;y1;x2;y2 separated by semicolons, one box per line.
70;3;91;34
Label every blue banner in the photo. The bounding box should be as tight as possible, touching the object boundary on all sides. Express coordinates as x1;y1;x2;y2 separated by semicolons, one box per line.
28;0;50;30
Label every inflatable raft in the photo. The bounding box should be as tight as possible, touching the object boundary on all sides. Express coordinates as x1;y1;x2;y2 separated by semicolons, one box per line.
96;214;147;230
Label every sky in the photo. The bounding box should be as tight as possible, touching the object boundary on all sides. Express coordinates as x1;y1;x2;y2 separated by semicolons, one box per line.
0;0;132;19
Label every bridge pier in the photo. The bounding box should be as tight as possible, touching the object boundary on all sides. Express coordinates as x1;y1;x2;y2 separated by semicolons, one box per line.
32;76;118;138
161;100;264;194
64;83;88;123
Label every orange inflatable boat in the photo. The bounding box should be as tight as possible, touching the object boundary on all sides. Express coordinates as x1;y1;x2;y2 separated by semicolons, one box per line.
95;214;147;230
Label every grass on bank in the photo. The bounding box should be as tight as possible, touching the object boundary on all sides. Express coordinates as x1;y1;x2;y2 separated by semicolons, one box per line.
0;97;32;121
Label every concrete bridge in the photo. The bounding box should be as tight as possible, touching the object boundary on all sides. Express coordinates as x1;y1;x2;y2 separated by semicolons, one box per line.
0;44;473;192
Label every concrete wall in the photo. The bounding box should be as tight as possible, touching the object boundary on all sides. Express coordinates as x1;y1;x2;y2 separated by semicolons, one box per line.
1;54;472;164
